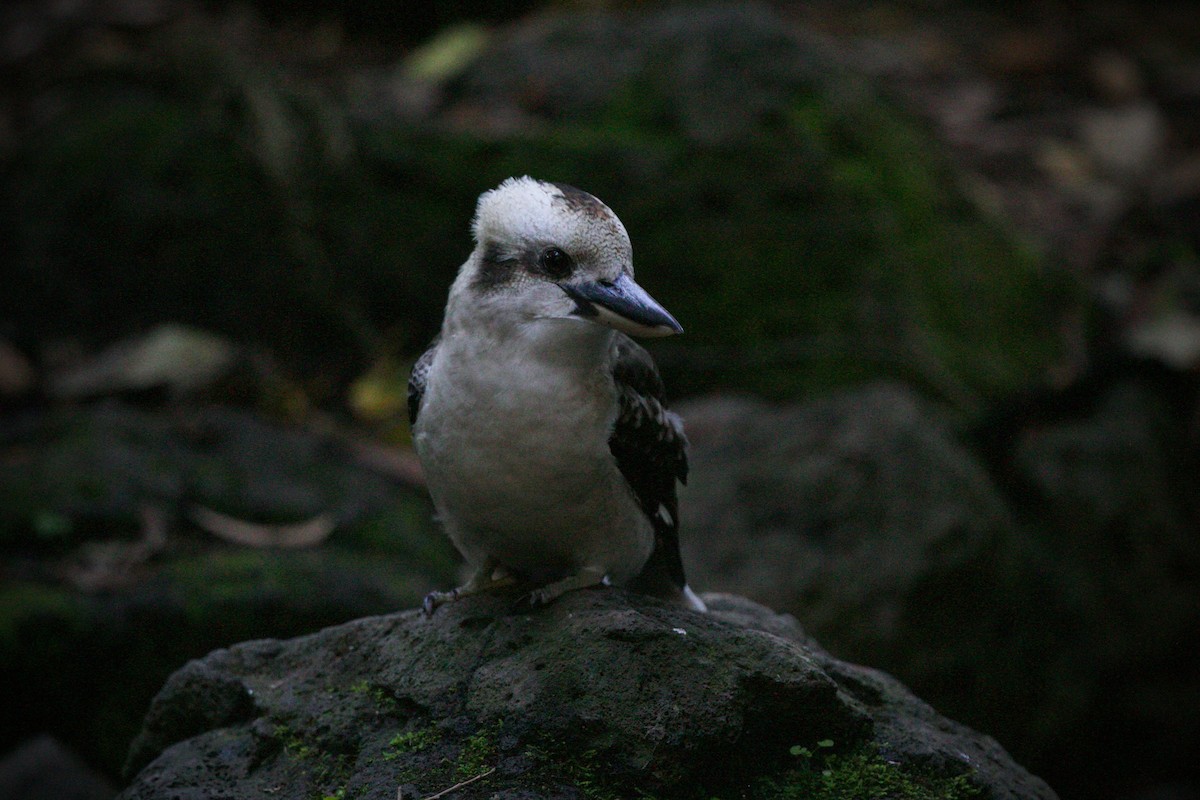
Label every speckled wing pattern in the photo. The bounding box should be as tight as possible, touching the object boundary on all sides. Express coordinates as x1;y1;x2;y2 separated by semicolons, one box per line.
608;334;690;592
407;341;438;427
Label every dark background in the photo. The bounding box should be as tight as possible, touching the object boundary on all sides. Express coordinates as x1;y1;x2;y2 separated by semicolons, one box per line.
1;1;1197;799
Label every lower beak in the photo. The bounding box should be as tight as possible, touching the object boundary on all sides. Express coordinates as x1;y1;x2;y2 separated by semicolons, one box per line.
558;273;684;338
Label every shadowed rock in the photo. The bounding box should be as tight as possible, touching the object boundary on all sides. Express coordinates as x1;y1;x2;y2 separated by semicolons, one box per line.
119;590;1056;800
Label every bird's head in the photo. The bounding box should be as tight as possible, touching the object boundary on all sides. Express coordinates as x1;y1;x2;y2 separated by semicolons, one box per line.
454;176;683;338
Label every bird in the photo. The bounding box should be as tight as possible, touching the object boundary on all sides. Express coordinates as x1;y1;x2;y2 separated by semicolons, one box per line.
408;176;705;614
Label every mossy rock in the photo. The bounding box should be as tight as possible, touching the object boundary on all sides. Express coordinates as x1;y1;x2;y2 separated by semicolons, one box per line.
0;402;458;776
346;4;1071;404
2;3;1070;407
351;2;1070;404
0;546;457;779
117;591;1055;799
0;35;374;384
0;402;440;550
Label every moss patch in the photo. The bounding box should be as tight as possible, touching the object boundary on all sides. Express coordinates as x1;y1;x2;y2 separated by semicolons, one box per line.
271;723;354;798
455;724;500;779
383;726;440;760
752;746;983;800
524;744;626;800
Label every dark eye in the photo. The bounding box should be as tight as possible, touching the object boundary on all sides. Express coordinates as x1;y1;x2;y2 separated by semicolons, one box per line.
538;247;574;279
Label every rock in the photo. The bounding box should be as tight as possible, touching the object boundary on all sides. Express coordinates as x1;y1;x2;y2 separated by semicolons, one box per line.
0;735;115;800
0;401;426;533
1126;310;1200;370
118;590;1055;800
1087;51;1146;105
678;381;1200;800
0;400;457;777
675;384;1078;780
1007;381;1200;797
451;3;815;143
678;383;1037;664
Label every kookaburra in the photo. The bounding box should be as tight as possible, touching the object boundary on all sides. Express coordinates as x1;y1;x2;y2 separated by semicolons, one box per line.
408;176;704;613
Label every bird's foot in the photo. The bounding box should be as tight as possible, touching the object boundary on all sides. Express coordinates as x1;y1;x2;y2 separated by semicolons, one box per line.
525;569;610;608
422;563;517;616
421;588;458;616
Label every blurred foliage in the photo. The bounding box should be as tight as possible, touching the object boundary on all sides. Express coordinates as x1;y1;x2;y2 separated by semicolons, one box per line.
0;401;443;549
200;0;537;44
0;398;458;774
0;6;1072;408
0;398;458;775
0;22;373;389
0;544;455;774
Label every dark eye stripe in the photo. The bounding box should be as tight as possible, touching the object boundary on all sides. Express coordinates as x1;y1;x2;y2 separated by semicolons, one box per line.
471;241;519;292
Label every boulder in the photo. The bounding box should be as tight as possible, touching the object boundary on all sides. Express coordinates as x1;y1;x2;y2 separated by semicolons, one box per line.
118;589;1055;800
677;385;1078;779
677;380;1200;799
1007;380;1200;798
679;384;1050;662
0;401;456;775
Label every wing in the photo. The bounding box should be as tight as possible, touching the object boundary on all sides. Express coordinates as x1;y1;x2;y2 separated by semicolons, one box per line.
608;334;690;594
407;340;438;427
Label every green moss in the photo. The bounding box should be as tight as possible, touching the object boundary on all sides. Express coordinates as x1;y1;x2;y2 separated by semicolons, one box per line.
347;679;405;716
371;722;500;796
274;723;313;760
524;744;625;800
456;724;499;778
357;102;1065;406
384;726;440;760
0;583;83;652
272;722;353;797
752;746;982;800
520;739;979;800
164;548;435;626
340;504;458;577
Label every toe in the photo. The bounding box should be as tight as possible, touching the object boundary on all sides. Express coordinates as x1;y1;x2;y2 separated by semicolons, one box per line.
422;592;440;616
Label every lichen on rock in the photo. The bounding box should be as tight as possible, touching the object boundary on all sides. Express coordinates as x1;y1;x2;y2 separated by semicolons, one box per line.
117;590;1056;800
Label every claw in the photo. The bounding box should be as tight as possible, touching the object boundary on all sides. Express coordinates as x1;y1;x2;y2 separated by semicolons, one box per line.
422;560;518;616
422;589;456;616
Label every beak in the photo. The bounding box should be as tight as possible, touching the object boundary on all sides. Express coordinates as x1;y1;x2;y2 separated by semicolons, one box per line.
558;273;684;338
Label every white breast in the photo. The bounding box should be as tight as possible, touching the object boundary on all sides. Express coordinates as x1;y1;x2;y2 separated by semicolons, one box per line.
413;318;653;583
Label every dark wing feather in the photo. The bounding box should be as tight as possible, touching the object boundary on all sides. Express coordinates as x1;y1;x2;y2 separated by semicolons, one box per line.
608;335;690;593
407;341;438;427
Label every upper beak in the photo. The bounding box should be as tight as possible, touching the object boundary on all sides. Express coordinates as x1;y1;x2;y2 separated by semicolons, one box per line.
558;273;684;338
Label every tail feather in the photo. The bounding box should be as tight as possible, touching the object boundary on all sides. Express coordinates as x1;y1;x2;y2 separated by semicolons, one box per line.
627;545;706;612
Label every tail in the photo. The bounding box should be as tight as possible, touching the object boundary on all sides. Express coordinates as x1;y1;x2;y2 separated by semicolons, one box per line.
627;545;707;612
680;584;707;612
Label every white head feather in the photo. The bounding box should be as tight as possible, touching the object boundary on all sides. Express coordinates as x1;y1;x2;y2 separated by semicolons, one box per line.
444;177;678;340
470;176;633;279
